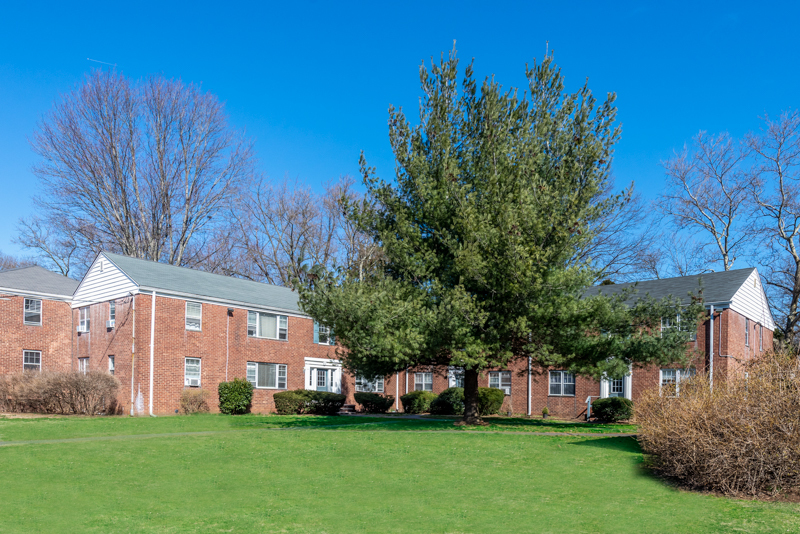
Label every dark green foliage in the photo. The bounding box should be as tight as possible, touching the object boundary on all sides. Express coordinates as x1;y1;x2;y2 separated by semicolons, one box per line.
217;378;253;415
478;388;505;415
400;390;436;414
591;397;633;422
273;391;308;415
429;387;464;415
273;390;346;415
354;392;394;413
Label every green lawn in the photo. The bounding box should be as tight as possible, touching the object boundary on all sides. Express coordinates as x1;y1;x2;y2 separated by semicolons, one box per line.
0;415;797;533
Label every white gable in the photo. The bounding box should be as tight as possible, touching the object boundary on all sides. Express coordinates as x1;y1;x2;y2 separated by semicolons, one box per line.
71;253;139;307
730;269;775;331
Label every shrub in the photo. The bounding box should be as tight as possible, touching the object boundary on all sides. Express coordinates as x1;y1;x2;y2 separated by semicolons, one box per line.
400;390;436;414
429;387;464;415
307;391;346;415
478;387;505;415
354;392;394;413
636;351;800;496
273;390;309;415
180;389;210;414
591;397;633;422
217;378;253;415
0;371;119;415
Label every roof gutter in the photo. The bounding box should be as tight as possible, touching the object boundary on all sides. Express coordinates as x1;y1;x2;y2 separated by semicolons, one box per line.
0;287;74;301
137;285;305;318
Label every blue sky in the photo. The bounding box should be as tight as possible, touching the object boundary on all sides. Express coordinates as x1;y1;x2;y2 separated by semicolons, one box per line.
0;1;797;256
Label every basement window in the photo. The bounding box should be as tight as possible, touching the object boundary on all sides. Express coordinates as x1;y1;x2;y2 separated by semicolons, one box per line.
247;362;287;389
24;298;42;326
185;302;202;331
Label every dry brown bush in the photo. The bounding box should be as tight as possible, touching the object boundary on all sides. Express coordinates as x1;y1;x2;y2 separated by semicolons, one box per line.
0;371;120;415
180;389;210;414
636;351;800;496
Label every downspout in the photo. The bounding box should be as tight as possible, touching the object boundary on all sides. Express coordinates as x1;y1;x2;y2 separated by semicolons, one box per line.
709;305;714;391
149;291;156;417
527;356;532;417
405;368;409;394
131;295;136;416
395;372;399;411
226;310;230;382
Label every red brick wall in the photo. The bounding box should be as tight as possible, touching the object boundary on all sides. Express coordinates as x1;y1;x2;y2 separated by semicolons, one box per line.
0;295;73;374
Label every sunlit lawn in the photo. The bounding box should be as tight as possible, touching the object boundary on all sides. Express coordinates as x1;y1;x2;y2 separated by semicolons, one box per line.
0;414;797;533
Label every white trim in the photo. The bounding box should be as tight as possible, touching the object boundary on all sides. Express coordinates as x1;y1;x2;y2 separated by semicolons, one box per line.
184;357;202;387
23;350;41;371
138;286;305;318
0;287;73;302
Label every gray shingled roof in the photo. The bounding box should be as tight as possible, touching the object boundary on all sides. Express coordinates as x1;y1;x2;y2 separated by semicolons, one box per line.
0;266;79;298
103;252;301;313
585;268;756;306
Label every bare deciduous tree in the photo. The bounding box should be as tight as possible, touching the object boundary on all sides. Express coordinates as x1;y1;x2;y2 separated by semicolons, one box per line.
659;131;754;271
747;111;800;343
19;70;254;276
0;250;36;271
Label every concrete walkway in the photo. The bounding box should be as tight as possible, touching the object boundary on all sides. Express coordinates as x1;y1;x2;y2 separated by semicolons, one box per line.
0;420;636;447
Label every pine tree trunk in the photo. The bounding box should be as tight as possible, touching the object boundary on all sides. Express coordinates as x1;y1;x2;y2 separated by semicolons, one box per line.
462;368;482;425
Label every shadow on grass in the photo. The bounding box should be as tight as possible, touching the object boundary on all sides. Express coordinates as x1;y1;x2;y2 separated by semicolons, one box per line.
569;435;641;453
447;416;637;433
226;415;397;430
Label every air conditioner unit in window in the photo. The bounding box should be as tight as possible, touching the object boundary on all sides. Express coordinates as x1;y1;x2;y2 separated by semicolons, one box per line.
76;325;89;333
185;378;200;387
106;320;115;329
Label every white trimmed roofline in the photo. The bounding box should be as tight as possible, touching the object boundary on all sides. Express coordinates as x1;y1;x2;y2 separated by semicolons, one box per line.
137;286;309;318
0;286;74;301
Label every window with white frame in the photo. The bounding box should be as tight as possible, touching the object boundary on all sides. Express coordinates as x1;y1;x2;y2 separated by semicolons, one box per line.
184;358;201;386
661;314;696;341
23;350;41;371
549;371;575;396
248;312;288;340
79;307;90;333
660;368;696;396
760;324;763;351
185;302;202;331
489;371;512;395
108;355;115;376
414;372;433;391
78;357;89;374
609;377;625;397
448;367;464;388
24;298;42;326
745;317;750;346
109;301;116;322
317;324;333;345
246;362;287;389
355;375;384;393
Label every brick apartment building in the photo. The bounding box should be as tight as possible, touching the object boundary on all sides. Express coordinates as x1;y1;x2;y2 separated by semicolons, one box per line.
0;266;78;375
1;253;776;418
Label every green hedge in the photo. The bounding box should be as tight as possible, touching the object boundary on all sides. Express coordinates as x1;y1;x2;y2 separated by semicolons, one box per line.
478;387;505;415
354;392;394;413
273;389;347;415
429;387;464;415
591;397;633;422
218;378;253;415
400;390;436;414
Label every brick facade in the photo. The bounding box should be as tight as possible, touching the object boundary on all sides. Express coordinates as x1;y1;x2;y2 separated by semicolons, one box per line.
0;295;73;374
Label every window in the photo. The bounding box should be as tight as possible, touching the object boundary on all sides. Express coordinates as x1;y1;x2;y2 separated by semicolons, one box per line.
109;301;116;322
760;324;763;351
78;357;89;374
661;314;696;341
660;368;696;396
489;371;512;395
24;298;42;325
79;307;90;332
314;321;334;345
745;318;750;346
355;376;384;393
108;355;115;376
185;358;201;386
549;371;575;396
448;367;464;388
414;373;433;391
248;311;288;340
247;362;287;389
185;302;202;331
23;350;41;371
609;377;625;397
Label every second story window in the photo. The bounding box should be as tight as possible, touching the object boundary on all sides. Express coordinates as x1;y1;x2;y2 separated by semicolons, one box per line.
314;321;334;345
248;311;288;340
185;302;202;331
109;301;116;322
24;298;42;325
79;307;90;333
745;318;750;346
661;314;696;341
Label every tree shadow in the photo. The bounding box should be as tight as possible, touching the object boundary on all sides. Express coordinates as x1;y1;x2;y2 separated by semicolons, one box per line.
569;435;641;453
